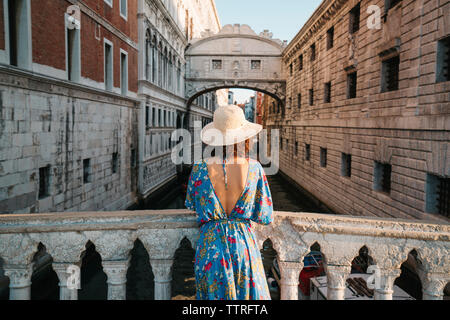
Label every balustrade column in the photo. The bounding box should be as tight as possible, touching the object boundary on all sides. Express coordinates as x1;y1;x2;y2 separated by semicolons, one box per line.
278;261;303;300
374;268;401;300
52;262;79;300
4;264;34;300
102;259;130;300
325;265;351;300
150;258;173;300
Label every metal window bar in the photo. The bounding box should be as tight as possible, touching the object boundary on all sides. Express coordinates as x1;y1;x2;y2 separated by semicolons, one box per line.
382;163;392;193
443;37;450;81
437;178;450;218
385;56;400;91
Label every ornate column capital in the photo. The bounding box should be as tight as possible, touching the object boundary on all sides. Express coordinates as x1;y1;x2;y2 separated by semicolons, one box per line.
373;268;402;300
52;262;80;300
150;258;174;300
417;270;450;300
102;259;130;300
3;263;34;300
278;261;303;300
324;264;351;300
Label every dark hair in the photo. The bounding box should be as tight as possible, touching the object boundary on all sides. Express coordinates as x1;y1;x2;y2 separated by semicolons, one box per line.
213;139;252;159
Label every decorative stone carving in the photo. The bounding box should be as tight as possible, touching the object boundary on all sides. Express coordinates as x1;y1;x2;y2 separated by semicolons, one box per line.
324;264;351;300
374;268;402;300
150;258;174;300
52;262;79;300
102;259;130;300
3;264;34;300
278;261;303;300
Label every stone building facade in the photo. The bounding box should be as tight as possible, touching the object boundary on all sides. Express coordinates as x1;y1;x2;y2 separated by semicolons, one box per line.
0;0;140;213
265;0;450;222
137;0;223;198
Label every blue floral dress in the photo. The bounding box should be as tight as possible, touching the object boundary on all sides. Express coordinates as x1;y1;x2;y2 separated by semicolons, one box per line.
185;158;274;300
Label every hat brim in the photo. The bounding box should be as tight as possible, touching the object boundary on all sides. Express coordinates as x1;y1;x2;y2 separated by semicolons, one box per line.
201;121;263;146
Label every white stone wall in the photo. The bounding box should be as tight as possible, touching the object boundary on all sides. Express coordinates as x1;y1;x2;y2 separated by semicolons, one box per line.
0;68;139;214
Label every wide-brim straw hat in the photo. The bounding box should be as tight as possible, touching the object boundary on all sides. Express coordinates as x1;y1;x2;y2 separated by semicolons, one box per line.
201;104;262;146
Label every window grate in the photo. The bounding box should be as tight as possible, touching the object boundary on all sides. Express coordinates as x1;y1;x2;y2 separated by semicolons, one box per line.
305;144;311;161
381;163;392;193
383;56;400;92
437;36;450;83
327;27;334;50
309;88;314;106
310;44;316;61
324;82;331;103
349;3;360;34
342;153;352;177
298;54;303;71
83;159;91;184
437;178;450;218
347;72;357;99
297;93;301;109
39;166;50;199
320;148;327;168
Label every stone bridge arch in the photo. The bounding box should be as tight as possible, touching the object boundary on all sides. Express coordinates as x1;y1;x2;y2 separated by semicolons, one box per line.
185;24;287;109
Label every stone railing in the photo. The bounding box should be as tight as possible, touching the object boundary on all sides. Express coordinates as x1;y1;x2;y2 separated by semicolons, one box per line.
0;210;448;300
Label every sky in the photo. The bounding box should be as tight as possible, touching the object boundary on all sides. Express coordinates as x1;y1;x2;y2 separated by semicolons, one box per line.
214;0;323;104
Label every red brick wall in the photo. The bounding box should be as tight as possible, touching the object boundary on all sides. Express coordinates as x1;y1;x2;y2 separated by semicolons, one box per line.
83;0;138;43
0;0;137;92
31;0;68;71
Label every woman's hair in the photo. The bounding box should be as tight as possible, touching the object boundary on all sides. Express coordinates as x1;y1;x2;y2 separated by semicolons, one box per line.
221;139;252;159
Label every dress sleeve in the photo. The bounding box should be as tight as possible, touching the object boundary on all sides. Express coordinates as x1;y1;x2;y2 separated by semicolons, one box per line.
184;163;198;211
251;164;274;225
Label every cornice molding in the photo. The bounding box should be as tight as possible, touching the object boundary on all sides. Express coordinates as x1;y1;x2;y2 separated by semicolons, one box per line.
283;0;348;62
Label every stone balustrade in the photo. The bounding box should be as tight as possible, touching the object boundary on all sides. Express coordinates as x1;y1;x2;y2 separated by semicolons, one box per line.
0;210;448;300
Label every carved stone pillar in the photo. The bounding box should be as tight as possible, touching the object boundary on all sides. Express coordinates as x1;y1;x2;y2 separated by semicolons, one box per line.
420;272;448;300
325;265;351;300
52;262;79;300
278;261;303;300
150;259;173;300
374;268;401;300
102;259;130;300
4;264;34;300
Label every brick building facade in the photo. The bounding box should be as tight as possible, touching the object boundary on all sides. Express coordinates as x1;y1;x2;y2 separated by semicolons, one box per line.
265;0;450;222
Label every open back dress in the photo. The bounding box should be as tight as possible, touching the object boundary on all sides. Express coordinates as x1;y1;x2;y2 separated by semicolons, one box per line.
185;158;274;300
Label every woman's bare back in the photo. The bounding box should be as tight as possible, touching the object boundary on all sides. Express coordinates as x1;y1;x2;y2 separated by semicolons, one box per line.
205;156;249;217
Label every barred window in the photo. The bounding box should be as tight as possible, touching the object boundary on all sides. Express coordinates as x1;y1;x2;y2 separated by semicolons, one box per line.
382;56;400;92
251;60;261;70
374;161;392;194
349;2;361;34
309;88;314;106
426;174;450;218
289;63;293;76
83;159;91;184
112;152;118;174
341;153;352;177
324;82;331;103
305;144;311;161
39;166;50;199
436;36;450;83
310;43;316;61
327;27;334;50
386;0;401;11
298;54;303;71
297;93;301;109
320;148;327;168
347;71;357;99
212;60;222;69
